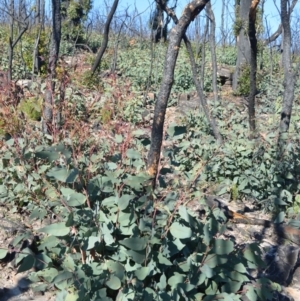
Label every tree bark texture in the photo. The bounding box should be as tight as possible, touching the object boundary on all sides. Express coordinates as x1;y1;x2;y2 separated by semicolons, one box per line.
158;1;222;144
248;0;260;133
42;0;61;134
232;0;252;91
147;0;210;179
279;0;295;135
206;2;218;103
91;0;119;74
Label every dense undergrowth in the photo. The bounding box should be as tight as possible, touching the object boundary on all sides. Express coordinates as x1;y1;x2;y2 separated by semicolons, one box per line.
0;28;300;300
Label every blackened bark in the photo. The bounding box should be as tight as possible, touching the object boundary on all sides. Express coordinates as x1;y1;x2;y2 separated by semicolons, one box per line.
200;16;209;89
42;0;61;134
162;2;222;143
91;0;119;75
232;0;252;91
279;0;294;135
248;0;259;134
206;2;218;103
147;0;210;179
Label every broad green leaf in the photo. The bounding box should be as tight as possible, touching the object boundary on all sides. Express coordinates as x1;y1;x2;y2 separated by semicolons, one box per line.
0;249;7;259
124;249;146;264
0;185;8;197
107;162;117;170
106;260;125;280
53;271;73;284
36;267;58;282
17;254;35;273
126;149;141;159
134;267;149;280
274;211;285;224
38;222;70;236
200;264;214;278
245;285;257;301
106;275;121;290
115;134;123;143
234;263;247;273
168;273;185;288
46;167;78;183
61;187;86;206
119;237;148;251
38;236;59;251
170;222;192;239
221;279;242;294
35;253;52;270
213;239;234;255
157;273;167;291
118;194;134;211
205;280;218;295
157;252;172;266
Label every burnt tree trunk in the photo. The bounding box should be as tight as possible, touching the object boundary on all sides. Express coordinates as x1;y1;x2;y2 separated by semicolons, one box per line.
159;1;222;144
279;0;295;136
147;0;210;179
91;0;119;75
42;0;61;134
248;0;259;134
232;0;251;91
200;16;209;89
206;2;218;103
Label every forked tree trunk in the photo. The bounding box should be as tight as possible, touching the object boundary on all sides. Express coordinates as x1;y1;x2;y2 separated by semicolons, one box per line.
147;0;210;179
91;0;119;74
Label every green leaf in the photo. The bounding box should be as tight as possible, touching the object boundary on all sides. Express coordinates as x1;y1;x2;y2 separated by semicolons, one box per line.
115;134;123;143
106;275;121;290
46;167;78;183
36;267;58;282
134;267;149;280
274;211;285;224
157;273;167;291
82;236;99;251
200;264;214;278
126;149;141;159
38;222;70;236
157;253;172;266
170;222;192;239
245;285;257;301
119;237;148;251
17;254;35;273
0;249;7;259
124;249;146;264
35;253;52;270
213;239;234;255
234;263;247;273
61;187;86;207
118;194;134;211
53;271;73;284
106;260;125;280
168;273;185;288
